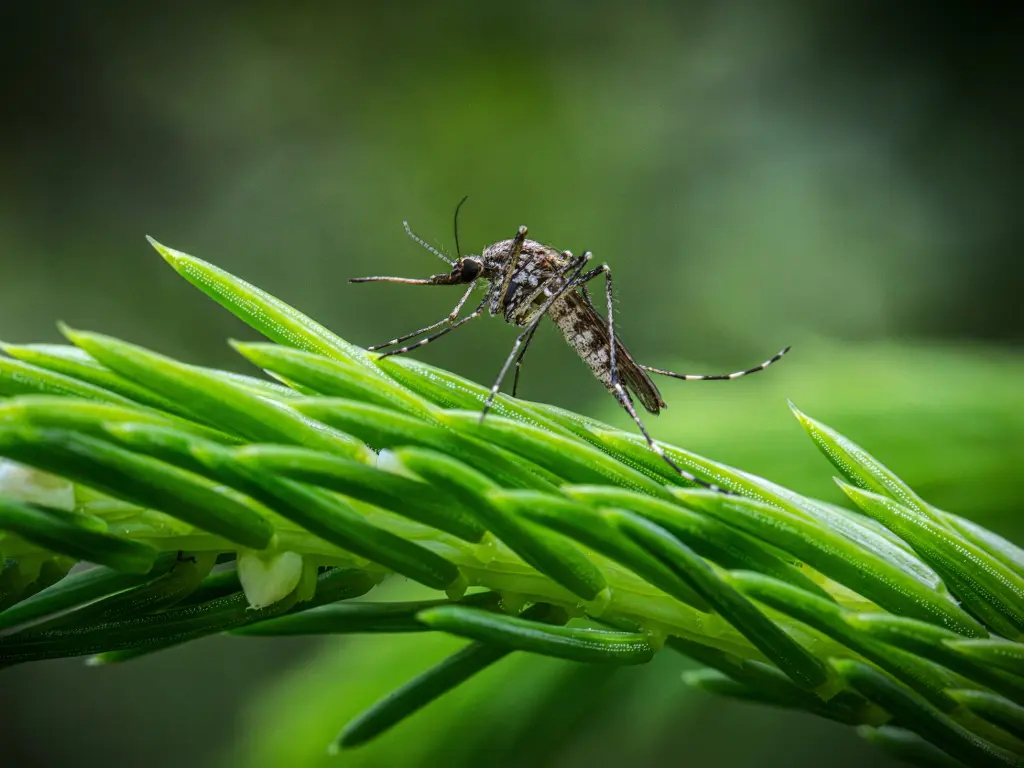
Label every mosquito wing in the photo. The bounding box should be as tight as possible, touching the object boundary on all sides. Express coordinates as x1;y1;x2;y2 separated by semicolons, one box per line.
615;332;667;414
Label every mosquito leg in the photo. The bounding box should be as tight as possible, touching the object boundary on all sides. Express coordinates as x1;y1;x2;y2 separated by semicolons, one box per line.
368;283;476;351
582;262;733;495
494;226;529;312
511;324;539;398
377;295;489;359
481;253;591;419
579;282;599;313
639;346;792;381
559;251;596;313
368;316;451;352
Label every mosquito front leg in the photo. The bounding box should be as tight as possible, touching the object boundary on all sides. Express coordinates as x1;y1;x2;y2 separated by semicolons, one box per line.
481;252;591;420
377;295;489;360
368;282;477;351
585;262;734;495
639;347;792;381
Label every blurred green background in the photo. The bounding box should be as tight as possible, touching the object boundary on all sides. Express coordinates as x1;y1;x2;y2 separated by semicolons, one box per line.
2;2;1022;766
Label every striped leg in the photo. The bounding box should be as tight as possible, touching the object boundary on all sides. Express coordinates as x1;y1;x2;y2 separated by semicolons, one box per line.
368;283;477;351
640;347;791;381
481;252;591;420
377;294;490;359
583;262;735;495
494;226;529;312
511;324;539;398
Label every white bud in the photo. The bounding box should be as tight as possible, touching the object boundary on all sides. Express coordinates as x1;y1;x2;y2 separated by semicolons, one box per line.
237;548;304;609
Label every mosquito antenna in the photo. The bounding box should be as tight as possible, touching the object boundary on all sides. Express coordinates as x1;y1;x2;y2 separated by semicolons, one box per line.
453;195;469;259
403;221;453;266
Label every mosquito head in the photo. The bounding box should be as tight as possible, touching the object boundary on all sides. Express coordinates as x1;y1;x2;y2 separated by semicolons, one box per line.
452;256;483;283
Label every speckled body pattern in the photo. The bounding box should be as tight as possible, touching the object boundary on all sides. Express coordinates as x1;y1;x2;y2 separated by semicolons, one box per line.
479;238;665;413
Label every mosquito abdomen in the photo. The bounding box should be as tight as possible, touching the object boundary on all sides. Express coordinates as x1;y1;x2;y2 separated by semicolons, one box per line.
547;292;664;414
547;295;614;386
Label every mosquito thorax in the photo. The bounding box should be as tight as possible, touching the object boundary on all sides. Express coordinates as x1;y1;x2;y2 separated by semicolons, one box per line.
481;238;559;268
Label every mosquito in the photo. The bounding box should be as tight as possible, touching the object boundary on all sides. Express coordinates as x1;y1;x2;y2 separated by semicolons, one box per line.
350;199;790;494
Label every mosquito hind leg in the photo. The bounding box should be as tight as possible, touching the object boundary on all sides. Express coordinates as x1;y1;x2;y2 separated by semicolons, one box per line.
640;347;791;381
368;283;476;351
377;295;489;359
581;262;733;495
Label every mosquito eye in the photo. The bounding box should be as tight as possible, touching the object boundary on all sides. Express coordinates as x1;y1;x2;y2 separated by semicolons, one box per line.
461;259;482;281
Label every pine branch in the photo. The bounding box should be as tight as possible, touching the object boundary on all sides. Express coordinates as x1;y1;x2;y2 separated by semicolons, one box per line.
0;238;1022;767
